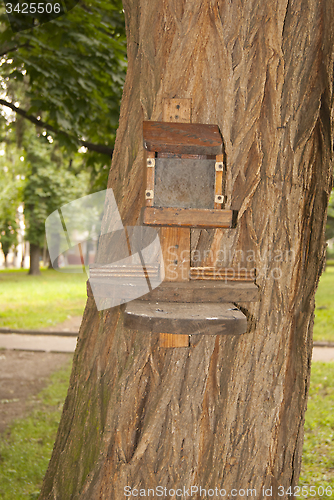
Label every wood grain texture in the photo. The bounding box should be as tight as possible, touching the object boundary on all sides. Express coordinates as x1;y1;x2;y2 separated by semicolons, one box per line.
143;206;233;228
138;280;259;303
159;98;193;347
143;121;223;154
162;98;192;123
214;153;225;208
159;333;190;347
144;151;155;206
40;1;334;499
159;226;190;282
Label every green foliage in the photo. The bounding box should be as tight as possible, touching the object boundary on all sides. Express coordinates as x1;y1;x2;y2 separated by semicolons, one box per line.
0;135;24;261
0;268;86;328
0;211;18;258
314;267;334;343
299;362;334;497
0;359;72;499
23;135;89;247
0;0;126;175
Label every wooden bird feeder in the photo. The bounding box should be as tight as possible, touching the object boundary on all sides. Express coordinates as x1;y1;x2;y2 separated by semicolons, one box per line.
124;98;259;348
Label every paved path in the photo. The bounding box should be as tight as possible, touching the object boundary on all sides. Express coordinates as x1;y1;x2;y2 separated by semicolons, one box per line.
0;333;77;353
0;333;334;360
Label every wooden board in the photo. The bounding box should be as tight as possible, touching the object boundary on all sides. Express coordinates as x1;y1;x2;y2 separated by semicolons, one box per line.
159;98;192;346
143;121;223;155
143;207;233;228
214;154;225;209
138;280;259;302
159;333;190;348
89;277;152;300
190;267;255;280
160;226;190;281
124;301;247;336
144;151;155;206
162;98;192;123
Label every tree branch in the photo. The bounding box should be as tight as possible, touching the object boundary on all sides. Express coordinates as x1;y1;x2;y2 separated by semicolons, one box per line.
0;99;114;156
0;42;31;58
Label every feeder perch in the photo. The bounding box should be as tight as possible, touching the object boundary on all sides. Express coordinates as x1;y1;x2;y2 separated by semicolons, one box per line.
123;98;259;348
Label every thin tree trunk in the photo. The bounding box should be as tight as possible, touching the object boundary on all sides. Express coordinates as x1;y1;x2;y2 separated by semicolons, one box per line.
40;1;334;499
28;243;41;275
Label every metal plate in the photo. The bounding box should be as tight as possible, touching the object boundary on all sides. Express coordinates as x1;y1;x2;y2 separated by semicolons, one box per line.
154;158;215;209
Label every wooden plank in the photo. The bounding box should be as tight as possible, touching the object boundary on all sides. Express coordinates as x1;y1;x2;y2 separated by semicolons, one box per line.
124;301;247;335
143;121;223;155
89;277;152;299
190;267;255;279
214;153;224;209
160;99;192;347
138;280;259;303
159;333;190;348
143;207;233;228
162;98;192;123
160;227;190;281
144;151;155;206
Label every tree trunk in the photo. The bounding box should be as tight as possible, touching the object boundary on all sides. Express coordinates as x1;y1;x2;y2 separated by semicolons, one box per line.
28;243;41;275
40;1;333;498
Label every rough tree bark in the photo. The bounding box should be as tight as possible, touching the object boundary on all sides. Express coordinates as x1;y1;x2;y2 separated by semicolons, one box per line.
40;1;333;498
28;243;41;275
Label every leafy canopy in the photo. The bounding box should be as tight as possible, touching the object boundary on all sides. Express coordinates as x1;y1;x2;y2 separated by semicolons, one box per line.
0;0;126;167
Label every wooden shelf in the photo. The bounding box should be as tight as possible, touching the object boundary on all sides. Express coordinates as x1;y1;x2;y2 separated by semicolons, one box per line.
124;301;247;336
143;207;233;228
138;280;259;303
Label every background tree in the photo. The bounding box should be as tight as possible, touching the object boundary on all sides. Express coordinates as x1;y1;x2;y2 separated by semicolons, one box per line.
40;1;333;498
0;0;126;187
0;133;24;266
0;209;18;267
23;135;88;274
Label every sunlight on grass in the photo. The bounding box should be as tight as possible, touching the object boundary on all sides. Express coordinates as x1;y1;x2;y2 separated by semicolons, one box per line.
314;267;334;343
0;359;72;499
0;269;87;329
299;362;334;498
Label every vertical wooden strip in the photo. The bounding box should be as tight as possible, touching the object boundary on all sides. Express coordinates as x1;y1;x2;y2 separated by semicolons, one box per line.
214;153;224;209
160;227;190;281
145;151;155;206
159;333;189;348
160;98;192;347
162;98;192;123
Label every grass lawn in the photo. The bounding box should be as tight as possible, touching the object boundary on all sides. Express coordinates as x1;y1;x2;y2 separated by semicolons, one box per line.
0;359;72;499
314;266;334;343
299;362;334;498
0;361;333;499
0;268;87;329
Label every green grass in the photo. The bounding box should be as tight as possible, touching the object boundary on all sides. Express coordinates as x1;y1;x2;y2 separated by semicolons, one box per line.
0;359;72;499
299;362;334;498
314;267;334;343
0;268;87;329
0;360;333;499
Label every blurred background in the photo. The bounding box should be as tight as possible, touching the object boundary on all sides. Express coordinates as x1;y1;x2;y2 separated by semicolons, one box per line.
0;1;333;498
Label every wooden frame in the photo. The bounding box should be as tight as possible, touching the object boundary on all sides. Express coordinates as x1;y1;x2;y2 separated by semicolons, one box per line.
143;121;228;226
143;207;233;228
